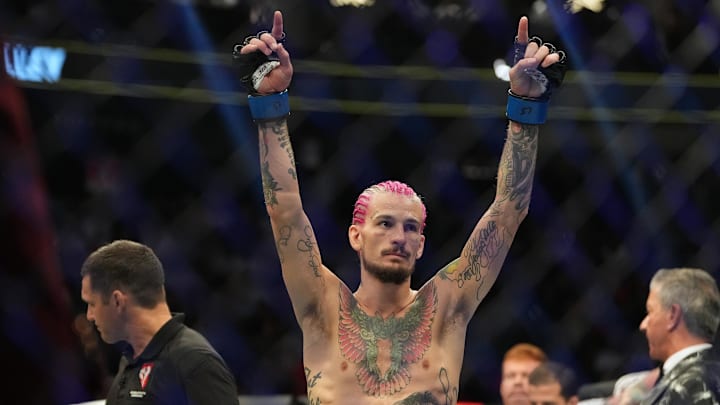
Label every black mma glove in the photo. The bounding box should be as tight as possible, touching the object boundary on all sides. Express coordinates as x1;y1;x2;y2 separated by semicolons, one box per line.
232;31;285;95
506;35;568;124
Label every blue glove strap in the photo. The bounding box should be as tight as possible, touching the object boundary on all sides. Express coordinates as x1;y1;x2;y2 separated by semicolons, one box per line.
506;90;548;125
248;90;290;121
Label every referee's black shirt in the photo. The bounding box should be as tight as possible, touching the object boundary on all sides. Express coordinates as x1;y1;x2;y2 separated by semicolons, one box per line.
106;313;238;405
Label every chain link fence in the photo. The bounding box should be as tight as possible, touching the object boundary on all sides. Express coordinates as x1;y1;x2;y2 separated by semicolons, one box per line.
1;0;718;403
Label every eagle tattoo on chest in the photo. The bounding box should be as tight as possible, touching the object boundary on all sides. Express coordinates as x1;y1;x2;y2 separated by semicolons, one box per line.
338;282;437;397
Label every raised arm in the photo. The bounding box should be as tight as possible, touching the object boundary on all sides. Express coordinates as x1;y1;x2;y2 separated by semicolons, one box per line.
237;11;336;325
438;16;567;323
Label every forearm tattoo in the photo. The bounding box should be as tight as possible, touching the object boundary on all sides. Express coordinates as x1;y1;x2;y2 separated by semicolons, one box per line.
259;120;297;207
275;125;297;181
502;124;538;212
259;128;280;207
261;160;280;206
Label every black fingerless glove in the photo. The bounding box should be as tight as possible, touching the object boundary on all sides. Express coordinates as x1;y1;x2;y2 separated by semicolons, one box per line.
507;36;568;124
232;32;290;122
232;31;284;95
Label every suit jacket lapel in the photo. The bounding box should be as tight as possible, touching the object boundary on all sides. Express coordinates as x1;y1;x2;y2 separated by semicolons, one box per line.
642;349;711;404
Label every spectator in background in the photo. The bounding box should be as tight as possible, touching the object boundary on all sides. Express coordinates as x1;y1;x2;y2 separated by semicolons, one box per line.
80;240;239;405
500;343;548;405
527;361;580;405
638;267;720;404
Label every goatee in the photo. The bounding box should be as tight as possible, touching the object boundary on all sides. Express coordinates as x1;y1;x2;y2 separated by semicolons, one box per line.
365;261;412;285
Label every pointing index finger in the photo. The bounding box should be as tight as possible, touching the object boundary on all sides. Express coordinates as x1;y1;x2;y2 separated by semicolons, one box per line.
516;16;529;45
272;10;284;41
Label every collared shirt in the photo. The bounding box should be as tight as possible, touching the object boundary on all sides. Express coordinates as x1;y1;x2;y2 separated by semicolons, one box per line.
106;313;238;405
662;343;713;376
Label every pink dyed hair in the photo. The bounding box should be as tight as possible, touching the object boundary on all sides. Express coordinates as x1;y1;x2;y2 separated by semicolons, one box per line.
351;180;427;231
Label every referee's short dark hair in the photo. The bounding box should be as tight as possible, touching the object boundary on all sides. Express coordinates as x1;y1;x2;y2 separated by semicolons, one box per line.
81;240;166;308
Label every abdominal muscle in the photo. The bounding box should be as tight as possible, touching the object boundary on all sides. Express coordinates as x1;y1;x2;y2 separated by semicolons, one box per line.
299;279;466;404
301;341;462;405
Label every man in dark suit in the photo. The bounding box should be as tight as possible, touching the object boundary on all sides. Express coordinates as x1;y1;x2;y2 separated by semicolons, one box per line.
639;267;720;405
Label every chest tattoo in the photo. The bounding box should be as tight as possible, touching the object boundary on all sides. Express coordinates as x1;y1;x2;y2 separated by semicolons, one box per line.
338;282;437;396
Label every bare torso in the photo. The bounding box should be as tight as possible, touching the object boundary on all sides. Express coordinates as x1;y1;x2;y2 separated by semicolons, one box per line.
301;279;468;405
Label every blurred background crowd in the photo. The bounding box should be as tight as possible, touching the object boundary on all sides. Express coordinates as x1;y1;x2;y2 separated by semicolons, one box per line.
0;0;718;403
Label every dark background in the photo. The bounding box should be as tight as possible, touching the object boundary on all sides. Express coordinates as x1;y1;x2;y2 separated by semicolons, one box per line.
1;0;718;404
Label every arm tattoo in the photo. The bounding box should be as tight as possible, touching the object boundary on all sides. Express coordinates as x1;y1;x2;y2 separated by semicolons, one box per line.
260;126;281;207
270;120;297;180
296;225;321;277
261;161;280;207
259;121;297;207
275;225;291;264
503;124;538;212
440;221;504;299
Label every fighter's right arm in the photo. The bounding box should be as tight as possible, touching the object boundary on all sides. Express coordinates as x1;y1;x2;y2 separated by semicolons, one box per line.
257;118;333;323
245;11;337;325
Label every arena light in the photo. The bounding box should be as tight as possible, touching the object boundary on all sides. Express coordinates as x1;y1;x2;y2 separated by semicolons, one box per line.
565;0;605;13
329;0;375;7
493;59;511;82
3;42;66;83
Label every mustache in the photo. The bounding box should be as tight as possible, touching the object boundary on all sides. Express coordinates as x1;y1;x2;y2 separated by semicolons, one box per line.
382;248;408;257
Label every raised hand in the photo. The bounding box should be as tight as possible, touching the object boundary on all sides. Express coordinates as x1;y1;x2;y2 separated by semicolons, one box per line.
238;10;293;94
509;16;564;99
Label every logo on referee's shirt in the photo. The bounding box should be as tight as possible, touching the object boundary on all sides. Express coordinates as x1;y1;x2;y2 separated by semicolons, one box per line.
139;362;154;389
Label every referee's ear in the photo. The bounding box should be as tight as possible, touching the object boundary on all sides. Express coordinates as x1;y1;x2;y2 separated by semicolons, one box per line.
111;289;128;311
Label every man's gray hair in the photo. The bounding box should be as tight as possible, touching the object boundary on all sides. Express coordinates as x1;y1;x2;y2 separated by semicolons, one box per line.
650;268;720;341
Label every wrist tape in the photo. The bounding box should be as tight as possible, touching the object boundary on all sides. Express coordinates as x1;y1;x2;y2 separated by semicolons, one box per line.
505;90;548;125
248;90;290;122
